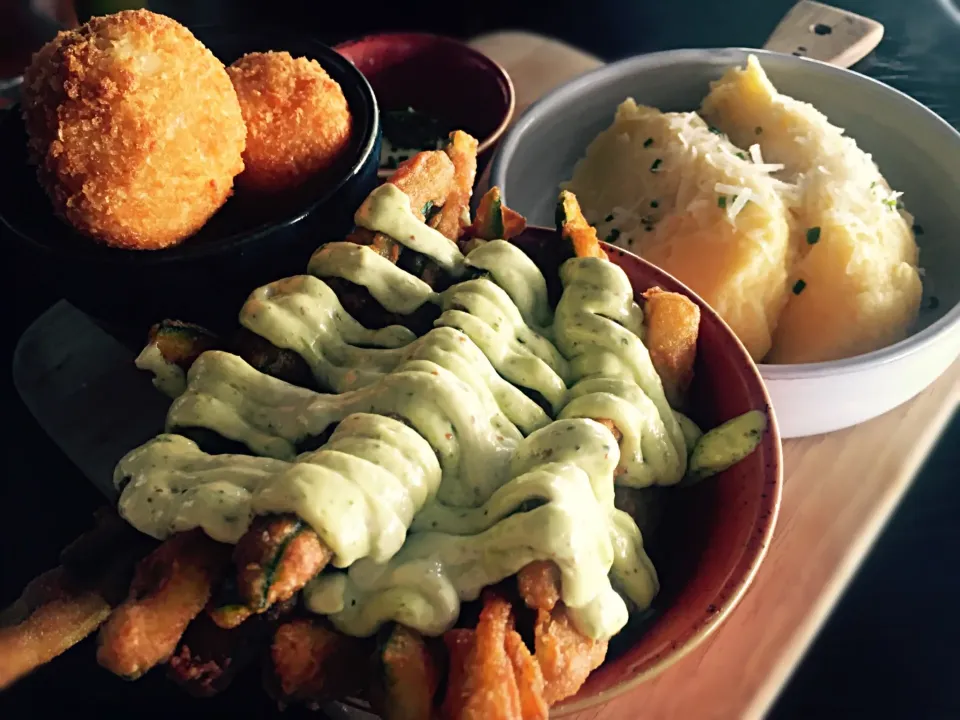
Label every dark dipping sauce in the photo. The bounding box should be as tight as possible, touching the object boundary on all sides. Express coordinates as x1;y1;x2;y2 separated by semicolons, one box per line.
379;108;451;169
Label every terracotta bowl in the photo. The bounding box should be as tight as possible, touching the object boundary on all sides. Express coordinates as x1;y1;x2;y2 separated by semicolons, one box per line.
334;33;514;177
514;226;782;713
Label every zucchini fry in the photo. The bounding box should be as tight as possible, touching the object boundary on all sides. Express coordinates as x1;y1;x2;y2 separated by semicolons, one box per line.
641;287;700;409
209;515;331;629
443;592;548;720
518;561;607;705
613;486;667;542
468;187;527;242
0;511;154;689
533;604;607;706
556;190;608;260
167;597;294;697
97;530;231;679
517;561;561;614
228;327;314;389
0;570;112;689
349;150;456;261
505;631;549;720
431;130;479;241
143;320;220;370
370;624;440;720
268;618;370;703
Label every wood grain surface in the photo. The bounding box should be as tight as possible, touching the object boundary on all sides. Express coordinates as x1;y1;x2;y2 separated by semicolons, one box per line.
468;30;960;720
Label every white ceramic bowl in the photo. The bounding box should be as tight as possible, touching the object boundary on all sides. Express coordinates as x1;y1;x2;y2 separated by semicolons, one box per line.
490;48;960;438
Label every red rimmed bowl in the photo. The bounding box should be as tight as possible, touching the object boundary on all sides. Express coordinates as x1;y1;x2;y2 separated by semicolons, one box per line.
514;226;782;713
334;33;514;177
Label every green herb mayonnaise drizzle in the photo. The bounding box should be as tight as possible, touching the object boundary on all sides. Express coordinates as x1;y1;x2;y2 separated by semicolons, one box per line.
118;180;766;643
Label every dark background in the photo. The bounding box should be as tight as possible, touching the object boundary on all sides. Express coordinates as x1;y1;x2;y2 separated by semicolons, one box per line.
3;0;959;717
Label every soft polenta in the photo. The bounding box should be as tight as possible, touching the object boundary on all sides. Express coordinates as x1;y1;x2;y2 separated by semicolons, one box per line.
565;55;923;364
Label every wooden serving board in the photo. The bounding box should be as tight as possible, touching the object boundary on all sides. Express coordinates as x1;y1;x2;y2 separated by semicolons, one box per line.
467;31;960;720
10;26;959;720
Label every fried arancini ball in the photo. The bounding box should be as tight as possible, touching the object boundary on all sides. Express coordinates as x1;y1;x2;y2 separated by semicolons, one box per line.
21;10;246;250
227;51;353;193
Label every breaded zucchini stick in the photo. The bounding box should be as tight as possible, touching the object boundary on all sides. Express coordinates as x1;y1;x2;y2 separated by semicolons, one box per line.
466;187;527;244
0;569;112;689
348;150;455;262
97;529;230;679
430;130;479;241
0;511;155;689
641;287;700;408
209;514;331;629
443;592;548;720
268;618;370;703
167;597;294;697
517;561;608;705
370;624;441;720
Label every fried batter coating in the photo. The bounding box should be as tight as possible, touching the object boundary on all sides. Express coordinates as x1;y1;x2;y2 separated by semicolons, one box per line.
505;632;549;720
517;561;561;614
209;515;331;629
0;510;154;689
373;624;441;720
228;51;352;193
442;629;476;719
642;287;700;408
269;618;368;702
533;605;607;705
466;187;526;243
167;597;293;697
348;150;456;262
517;562;608;705
228;327;314;388
0;569;111;689
558;190;608;260
444;593;549;720
431;131;479;240
97;530;230;679
21;10;246;249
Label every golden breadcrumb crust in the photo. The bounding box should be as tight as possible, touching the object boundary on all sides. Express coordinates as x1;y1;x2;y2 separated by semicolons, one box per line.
227;51;352;193
21;10;246;250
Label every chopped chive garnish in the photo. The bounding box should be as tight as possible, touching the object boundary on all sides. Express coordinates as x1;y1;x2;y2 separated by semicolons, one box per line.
709;126;722;135
643;137;654;148
883;198;897;209
606;228;621;242
792;279;807;295
870;181;877;189
718;196;728;209
650;200;659;208
422;200;435;216
604;213;615;222
736;152;747;160
755;126;763;135
913;223;925;235
650;159;662;172
806;227;821;245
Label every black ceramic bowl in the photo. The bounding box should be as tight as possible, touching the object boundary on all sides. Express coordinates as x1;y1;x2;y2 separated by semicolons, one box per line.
1;25;380;332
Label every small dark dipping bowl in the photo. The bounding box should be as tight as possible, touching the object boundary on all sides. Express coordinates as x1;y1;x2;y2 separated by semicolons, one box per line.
335;33;514;177
0;26;380;332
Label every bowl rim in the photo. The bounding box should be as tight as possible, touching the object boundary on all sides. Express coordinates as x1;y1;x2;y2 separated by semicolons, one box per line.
0;28;381;266
524;227;782;712
490;46;960;380
333;31;516;168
